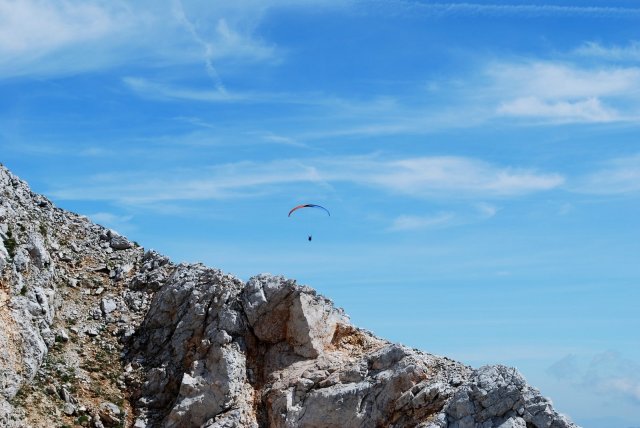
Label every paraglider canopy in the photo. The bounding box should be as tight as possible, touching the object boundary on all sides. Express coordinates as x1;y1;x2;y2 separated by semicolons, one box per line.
289;204;329;242
288;204;330;217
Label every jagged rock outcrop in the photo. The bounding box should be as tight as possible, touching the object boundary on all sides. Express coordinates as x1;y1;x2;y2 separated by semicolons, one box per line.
0;163;580;428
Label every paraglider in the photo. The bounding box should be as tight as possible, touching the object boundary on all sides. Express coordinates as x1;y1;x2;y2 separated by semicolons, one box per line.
288;204;330;217
288;204;329;242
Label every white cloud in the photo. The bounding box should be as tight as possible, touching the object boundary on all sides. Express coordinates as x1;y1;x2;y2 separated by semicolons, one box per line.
576;154;640;194
0;0;319;79
487;62;640;122
0;0;120;54
488;62;640;100
0;0;141;77
497;97;619;123
574;41;640;62
212;18;275;62
388;202;499;232
49;154;563;204
170;0;278;91
365;157;563;197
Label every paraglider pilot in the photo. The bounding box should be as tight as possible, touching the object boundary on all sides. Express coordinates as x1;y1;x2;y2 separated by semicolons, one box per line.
288;204;328;243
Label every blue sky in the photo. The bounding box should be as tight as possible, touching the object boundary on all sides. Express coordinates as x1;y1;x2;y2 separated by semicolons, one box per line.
1;1;639;426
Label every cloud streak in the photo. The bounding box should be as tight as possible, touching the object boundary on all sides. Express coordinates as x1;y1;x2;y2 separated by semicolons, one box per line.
124;58;640;128
391;2;640;18
122;77;247;102
575;154;640;194
49;155;564;204
0;0;297;79
387;202;499;232
0;0;137;77
497;97;618;123
488;62;640;100
0;0;121;54
574;41;640;62
487;61;640;123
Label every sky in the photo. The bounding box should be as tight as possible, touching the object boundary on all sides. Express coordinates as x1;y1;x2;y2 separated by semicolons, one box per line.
1;1;639;426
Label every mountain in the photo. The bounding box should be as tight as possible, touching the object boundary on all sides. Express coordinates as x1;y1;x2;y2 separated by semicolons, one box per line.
0;164;579;428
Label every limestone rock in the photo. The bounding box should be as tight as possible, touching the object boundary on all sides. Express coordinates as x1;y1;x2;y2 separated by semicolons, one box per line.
241;274;349;358
109;234;132;250
100;298;118;315
445;365;577;428
0;164;580;428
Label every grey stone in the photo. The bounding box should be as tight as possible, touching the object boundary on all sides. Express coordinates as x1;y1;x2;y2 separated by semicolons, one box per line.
498;416;527;428
110;235;132;250
101;298;117;315
63;402;76;416
133;419;147;428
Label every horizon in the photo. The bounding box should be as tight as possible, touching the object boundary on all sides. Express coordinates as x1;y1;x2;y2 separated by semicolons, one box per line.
1;1;639;426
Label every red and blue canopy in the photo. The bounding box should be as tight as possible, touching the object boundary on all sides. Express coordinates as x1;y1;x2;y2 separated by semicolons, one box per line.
288;204;330;217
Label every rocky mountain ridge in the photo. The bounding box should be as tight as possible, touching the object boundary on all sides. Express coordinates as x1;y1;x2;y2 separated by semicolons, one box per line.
0;164;579;428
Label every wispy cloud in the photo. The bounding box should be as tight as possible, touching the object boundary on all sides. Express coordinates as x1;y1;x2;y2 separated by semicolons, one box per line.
249;131;308;148
388;202;498;232
0;0;135;77
0;1;121;54
366;157;563;197
0;0;303;79
122;76;340;105
122;77;415;114
487;62;640;123
575;154;640;194
49;154;563;205
172;0;227;92
574;41;640;62
488;62;640;100
122;77;248;102
389;2;640;18
388;212;455;231
475;202;499;218
548;351;640;404
170;0;278;92
129;57;640;131
497;97;618;123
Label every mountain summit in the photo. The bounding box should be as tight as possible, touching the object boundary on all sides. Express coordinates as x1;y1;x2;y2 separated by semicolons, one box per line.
0;164;578;428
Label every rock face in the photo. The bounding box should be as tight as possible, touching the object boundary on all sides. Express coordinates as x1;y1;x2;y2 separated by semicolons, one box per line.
0;163;580;428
